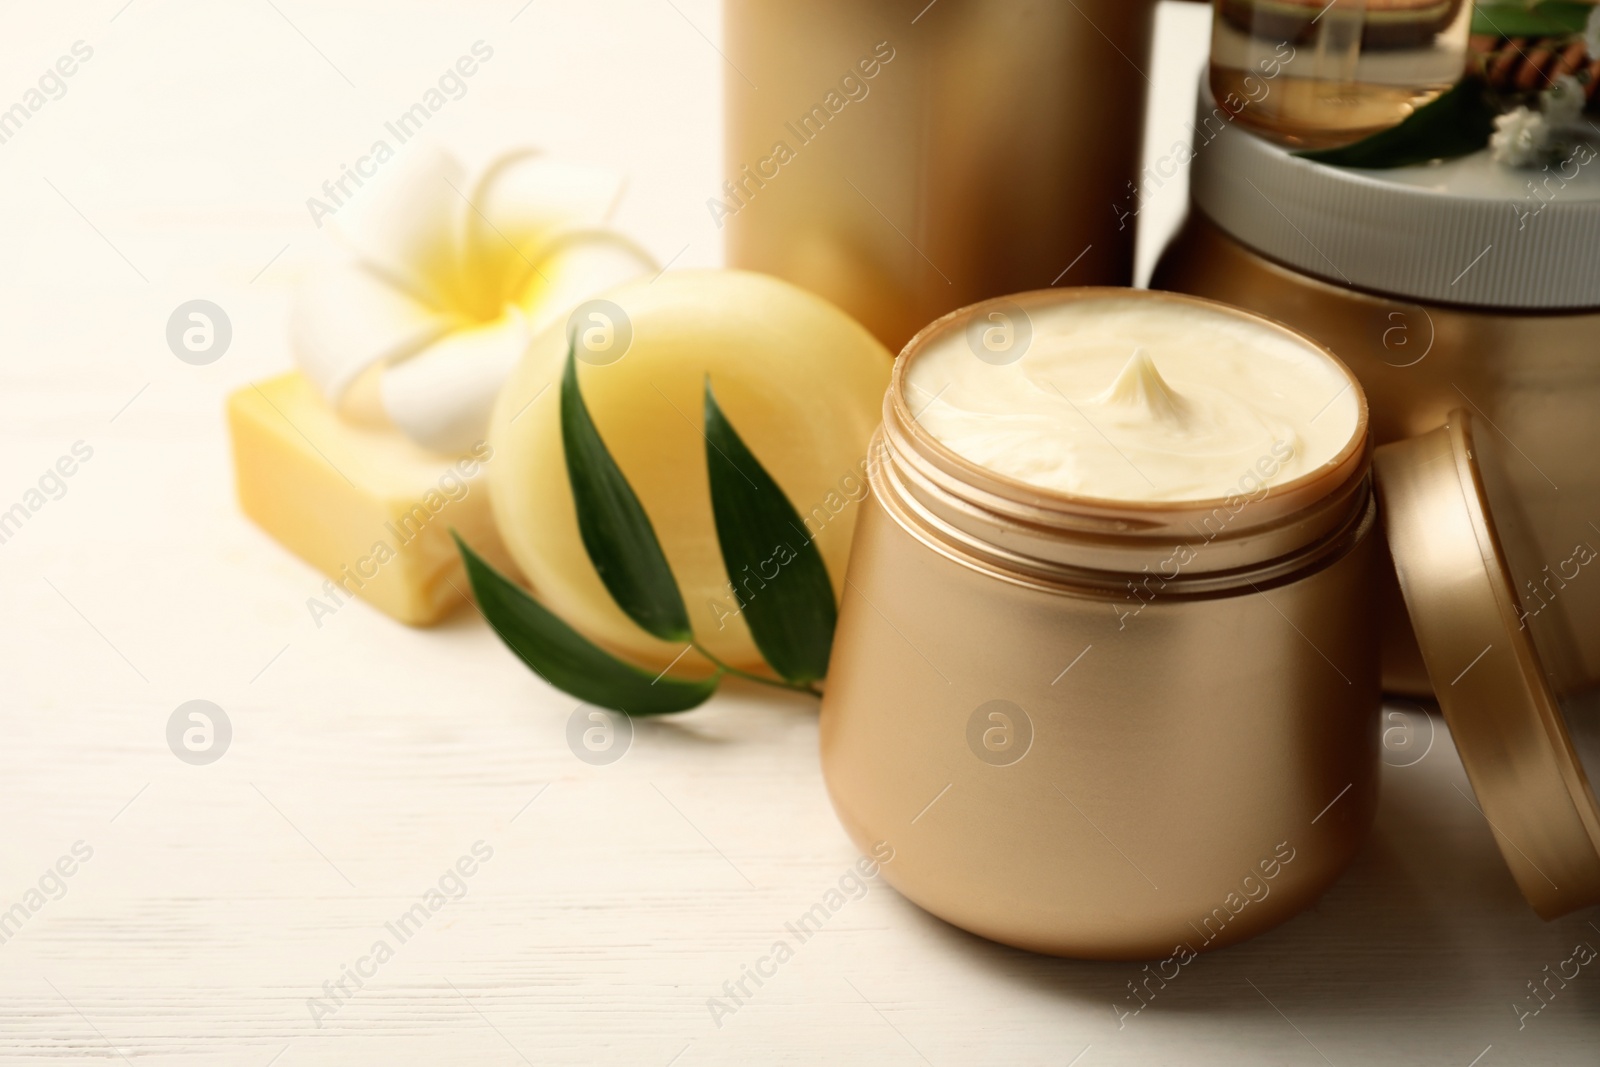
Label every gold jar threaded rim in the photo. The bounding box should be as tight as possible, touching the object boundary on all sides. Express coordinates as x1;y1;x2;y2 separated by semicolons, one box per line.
875;287;1373;589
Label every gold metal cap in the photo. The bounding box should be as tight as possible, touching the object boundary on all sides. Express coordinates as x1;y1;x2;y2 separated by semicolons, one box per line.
1374;410;1600;918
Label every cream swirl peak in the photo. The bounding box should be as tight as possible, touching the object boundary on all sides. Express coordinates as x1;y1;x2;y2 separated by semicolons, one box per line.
906;295;1359;503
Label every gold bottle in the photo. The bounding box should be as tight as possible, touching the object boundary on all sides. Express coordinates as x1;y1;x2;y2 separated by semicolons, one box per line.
722;0;1161;351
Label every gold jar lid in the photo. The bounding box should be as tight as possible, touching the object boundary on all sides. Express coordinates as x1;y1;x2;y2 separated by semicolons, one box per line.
1375;409;1600;918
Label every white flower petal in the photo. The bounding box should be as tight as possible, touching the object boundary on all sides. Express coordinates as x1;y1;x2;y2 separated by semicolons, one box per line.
380;310;531;453
293;145;644;454
291;261;456;405
330;146;472;313
465;151;628;306
517;228;659;336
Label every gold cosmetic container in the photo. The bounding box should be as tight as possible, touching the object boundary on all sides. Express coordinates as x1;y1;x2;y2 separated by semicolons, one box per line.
821;288;1381;960
1153;86;1600;700
1156;216;1600;698
721;0;1161;352
1376;411;1600;919
820;289;1600;957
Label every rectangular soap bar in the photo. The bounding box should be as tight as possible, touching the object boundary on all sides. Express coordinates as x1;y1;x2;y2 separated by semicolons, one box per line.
227;371;518;626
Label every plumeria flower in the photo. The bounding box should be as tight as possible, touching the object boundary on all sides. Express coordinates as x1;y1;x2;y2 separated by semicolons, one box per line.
293;148;656;453
1490;105;1553;167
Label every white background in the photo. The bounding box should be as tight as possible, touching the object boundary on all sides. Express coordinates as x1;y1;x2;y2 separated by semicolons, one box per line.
0;1;1596;1064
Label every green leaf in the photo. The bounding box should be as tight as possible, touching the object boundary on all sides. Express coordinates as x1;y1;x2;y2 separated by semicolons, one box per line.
561;341;691;642
702;381;837;684
454;532;717;716
1294;79;1498;169
1472;1;1592;37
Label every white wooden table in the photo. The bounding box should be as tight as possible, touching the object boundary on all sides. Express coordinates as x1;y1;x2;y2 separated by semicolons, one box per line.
1;2;1596;1063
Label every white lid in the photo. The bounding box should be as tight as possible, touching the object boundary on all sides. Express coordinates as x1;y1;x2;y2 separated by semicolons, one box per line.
1188;83;1600;310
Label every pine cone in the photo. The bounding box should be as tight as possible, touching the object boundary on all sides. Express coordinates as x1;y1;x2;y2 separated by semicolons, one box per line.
1470;33;1600;105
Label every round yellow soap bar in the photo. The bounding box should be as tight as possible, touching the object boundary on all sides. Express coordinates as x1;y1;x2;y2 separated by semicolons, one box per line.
488;269;893;675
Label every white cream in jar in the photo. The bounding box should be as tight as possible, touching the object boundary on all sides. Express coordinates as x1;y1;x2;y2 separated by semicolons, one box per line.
906;295;1361;502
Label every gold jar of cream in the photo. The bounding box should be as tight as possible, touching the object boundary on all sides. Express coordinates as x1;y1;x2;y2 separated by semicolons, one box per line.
821;288;1379;960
